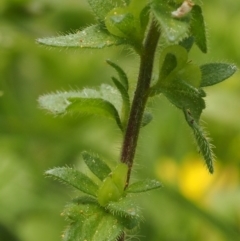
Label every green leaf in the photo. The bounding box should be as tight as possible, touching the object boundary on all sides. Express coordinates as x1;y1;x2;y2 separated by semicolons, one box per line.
179;62;202;88
38;84;122;114
126;179;162;193
151;0;190;43
159;45;188;81
184;109;214;173
97;163;128;206
82;151;112;181
67;97;122;130
62;197;123;241
111;163;128;193
128;0;148;17
139;4;150;33
106;60;130;128
160;80;205;122
190;5;207;53
37;25;126;48
106;60;129;90
107;195;143;225
158;53;178;83
179;36;195;52
111;77;130;129
45;167;99;196
87;0;115;21
151;45;204;122
97;176;122;207
38;84;123;130
105;8;136;39
104;2;148;47
141;111;153;127
63;196;98;221
200;63;237;87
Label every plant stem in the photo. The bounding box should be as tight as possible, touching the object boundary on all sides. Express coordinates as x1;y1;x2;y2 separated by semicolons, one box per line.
120;20;160;186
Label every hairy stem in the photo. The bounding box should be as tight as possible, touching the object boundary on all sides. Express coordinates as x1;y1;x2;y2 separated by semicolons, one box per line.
120;20;160;185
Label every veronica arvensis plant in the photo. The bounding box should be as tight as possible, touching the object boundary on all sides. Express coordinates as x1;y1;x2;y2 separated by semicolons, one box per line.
37;1;237;240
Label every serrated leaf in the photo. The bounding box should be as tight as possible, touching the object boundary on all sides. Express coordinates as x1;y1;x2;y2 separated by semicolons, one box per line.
184;109;214;173
161;80;205;122
126;179;162;193
37;25;126;48
106;195;142;228
62;197;123;241
67;97;122;130
45;167;99;196
151;0;190;43
63;196;98;222
82;151;112;181
107;60;129;90
190;5;207;53
200;63;237;87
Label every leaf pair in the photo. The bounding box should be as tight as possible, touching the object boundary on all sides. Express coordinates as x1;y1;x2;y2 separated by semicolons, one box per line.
46;151;162;241
151;45;205;122
150;44;237;173
36;0;207;56
37;0;149;51
36;1;208;54
38;61;128;131
46;151;162;200
38;59;154;131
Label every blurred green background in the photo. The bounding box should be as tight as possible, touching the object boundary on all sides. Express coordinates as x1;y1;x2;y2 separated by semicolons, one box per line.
0;0;240;241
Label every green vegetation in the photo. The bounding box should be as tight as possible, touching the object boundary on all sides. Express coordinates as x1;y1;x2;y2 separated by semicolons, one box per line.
0;1;240;241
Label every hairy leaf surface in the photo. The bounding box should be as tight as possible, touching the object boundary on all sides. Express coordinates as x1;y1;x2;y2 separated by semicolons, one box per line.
45;167;98;196
82;151;112;181
184;109;214;173
38;84;122;114
107;195;142;229
190;5;207;53
126;179;162;193
107;60;129;90
67;97;122;130
151;0;190;43
62;197;123;241
87;0;115;20
200;63;237;87
37;25;126;48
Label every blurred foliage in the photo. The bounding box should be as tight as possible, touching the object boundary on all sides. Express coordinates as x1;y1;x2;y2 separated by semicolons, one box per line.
0;0;239;241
